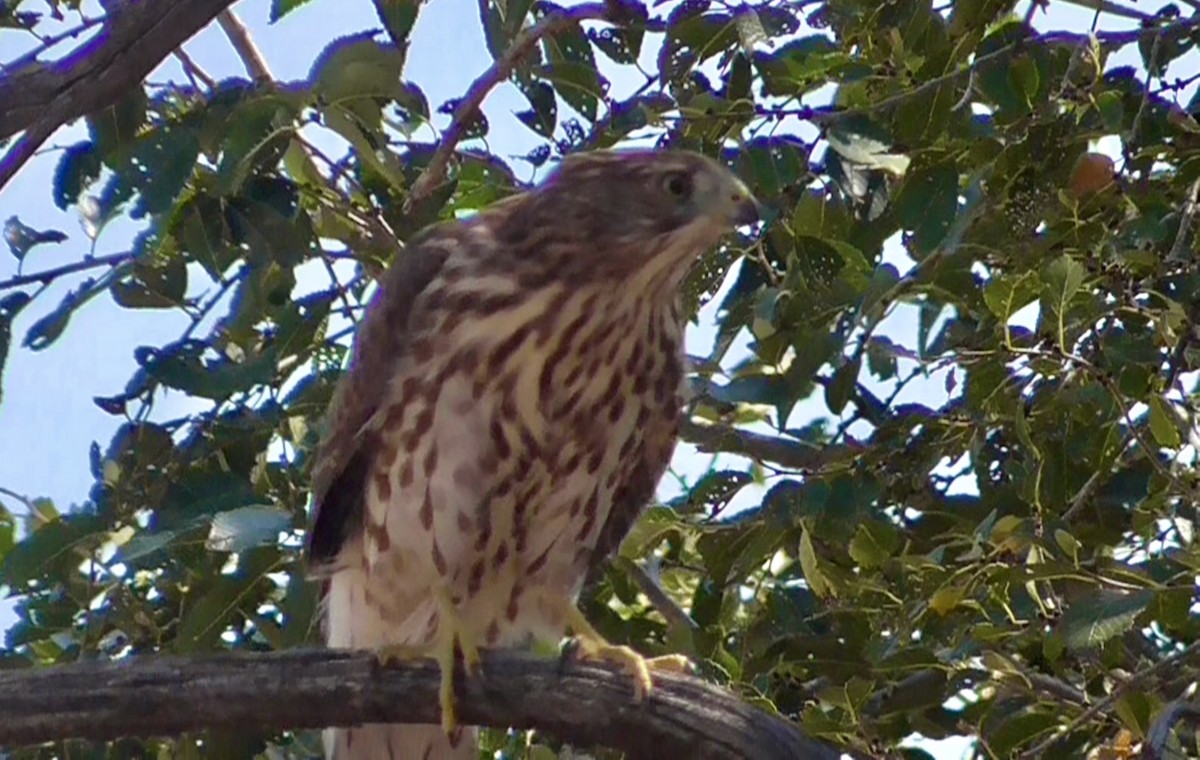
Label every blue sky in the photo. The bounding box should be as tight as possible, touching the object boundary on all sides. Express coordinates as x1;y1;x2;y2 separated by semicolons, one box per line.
0;1;1179;758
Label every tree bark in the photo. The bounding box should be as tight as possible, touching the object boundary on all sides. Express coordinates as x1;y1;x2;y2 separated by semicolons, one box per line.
0;648;838;759
0;0;237;189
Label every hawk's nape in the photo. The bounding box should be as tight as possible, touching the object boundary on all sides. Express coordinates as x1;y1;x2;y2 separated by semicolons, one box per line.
306;149;757;759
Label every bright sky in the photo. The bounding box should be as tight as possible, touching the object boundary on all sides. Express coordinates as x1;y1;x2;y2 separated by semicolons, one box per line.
0;1;1185;758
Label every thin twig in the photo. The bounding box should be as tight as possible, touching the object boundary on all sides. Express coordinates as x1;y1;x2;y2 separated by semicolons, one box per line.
618;557;699;632
1056;0;1157;21
215;8;272;80
405;2;613;210
2;16;104;71
0;250;134;293
172;48;215;90
0;485;37;513
1020;640;1200;758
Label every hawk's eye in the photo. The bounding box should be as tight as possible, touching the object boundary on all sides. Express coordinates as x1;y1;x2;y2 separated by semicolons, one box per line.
662;172;692;200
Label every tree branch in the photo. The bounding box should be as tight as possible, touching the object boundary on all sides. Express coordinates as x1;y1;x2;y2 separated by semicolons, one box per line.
680;418;846;471
405;2;613;209
0;250;134;293
0;648;836;760
1020;639;1200;759
0;0;237;192
215;8;272;80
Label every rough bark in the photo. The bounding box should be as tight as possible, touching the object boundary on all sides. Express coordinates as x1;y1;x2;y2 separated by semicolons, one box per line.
0;648;838;759
0;0;236;188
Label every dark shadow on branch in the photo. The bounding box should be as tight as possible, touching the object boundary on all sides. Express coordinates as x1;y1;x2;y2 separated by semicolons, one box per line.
0;648;839;760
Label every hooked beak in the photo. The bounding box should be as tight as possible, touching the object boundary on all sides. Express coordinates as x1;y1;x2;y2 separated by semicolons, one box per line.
727;177;760;227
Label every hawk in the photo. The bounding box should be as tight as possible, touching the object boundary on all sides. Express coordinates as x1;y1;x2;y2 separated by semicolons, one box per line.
307;149;758;759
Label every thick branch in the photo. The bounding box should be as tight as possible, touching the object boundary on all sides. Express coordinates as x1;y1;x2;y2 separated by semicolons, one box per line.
0;648;835;760
0;0;236;190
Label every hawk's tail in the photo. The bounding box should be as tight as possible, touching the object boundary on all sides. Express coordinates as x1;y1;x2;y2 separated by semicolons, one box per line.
321;563;478;760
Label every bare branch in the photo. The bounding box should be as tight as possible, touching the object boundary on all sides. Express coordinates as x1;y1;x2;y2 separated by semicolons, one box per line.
215;8;272;80
0;250;134;293
0;648;836;760
0;0;237;193
405;2;613;209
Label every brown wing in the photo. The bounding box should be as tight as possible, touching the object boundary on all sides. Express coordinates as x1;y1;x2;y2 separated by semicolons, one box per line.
587;456;658;578
306;231;454;569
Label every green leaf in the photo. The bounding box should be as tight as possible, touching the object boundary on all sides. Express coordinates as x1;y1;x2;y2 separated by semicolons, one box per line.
848;521;900;569
3;216;67;262
177;575;253;651
983;271;1040;323
129;123;201;217
111;252;188;309
541;19;603;121
173;193;235;279
752;36;850;98
139;340;277;400
799;526;833;598
206;506;291;553
824;359;859;415
216;96;297;196
1147;396;1181;449
52;141;102;209
115;529;181;566
893;161;959;257
161;470;262;527
0;514;105;588
1008;53;1041;108
0;500;14;565
270;0;315;22
1040;254;1086;350
87;89;147;160
515;78;558;137
0;292;31;405
373;0;421;48
1056;589;1153;650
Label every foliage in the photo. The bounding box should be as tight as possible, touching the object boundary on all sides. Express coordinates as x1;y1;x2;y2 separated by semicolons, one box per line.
3;0;1200;758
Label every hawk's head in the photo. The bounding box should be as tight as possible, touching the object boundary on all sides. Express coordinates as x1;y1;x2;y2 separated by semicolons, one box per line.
488;149;758;284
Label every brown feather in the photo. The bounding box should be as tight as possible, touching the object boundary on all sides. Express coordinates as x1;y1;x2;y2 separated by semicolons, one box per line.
306;231;454;569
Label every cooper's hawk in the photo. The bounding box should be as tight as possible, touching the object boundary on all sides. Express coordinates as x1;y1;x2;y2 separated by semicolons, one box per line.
307;149;757;759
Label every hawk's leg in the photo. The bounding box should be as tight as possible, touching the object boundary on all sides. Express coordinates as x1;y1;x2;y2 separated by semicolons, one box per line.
375;587;481;736
561;603;691;702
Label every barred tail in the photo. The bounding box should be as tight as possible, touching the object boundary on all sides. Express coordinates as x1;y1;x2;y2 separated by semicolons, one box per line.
321;563;477;760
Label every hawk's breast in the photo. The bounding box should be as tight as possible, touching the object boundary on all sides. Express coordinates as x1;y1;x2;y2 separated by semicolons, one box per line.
357;274;684;649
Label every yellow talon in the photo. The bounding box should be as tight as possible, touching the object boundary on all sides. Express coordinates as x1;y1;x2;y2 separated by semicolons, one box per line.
562;604;692;702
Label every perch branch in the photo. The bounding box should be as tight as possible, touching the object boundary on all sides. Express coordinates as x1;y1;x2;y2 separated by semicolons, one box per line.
0;0;237;192
0;648;836;760
405;2;612;209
